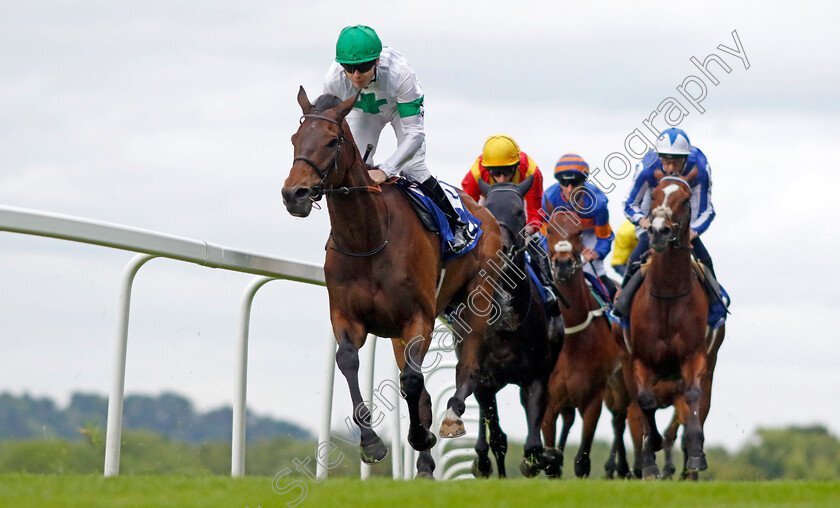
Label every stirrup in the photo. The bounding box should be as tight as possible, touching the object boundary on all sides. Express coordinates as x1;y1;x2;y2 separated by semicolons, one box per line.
447;226;469;253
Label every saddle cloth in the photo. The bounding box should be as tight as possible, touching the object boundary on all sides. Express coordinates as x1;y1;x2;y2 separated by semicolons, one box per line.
393;179;482;262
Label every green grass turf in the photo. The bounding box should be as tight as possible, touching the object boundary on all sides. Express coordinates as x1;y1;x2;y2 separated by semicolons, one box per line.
0;475;838;508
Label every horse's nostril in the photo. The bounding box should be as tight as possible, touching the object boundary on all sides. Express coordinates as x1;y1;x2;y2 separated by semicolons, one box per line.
294;187;311;201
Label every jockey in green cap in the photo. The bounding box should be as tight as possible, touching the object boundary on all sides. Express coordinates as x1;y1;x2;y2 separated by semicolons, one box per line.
324;25;469;252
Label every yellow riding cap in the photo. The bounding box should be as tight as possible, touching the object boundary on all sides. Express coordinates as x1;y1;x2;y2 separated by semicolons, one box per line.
482;135;521;167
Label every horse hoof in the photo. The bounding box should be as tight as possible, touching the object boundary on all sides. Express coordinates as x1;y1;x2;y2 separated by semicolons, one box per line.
642;464;661;480
471;456;493;478
408;429;437;452
662;464;676;479
543;448;563;478
519;457;540;478
360;437;388;464
686;454;707;472
574;454;591;478
439;418;466;438
414;471;435;480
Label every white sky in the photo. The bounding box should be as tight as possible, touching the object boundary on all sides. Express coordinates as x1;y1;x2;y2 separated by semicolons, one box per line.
2;1;839;453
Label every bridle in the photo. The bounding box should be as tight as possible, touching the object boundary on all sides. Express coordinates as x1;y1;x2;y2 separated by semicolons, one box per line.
294;113;389;257
649;177;693;252
550;240;582;282
293;113;381;202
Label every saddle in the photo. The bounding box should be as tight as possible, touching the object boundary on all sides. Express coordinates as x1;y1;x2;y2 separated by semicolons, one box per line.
392;179;439;233
391;178;482;262
613;256;729;328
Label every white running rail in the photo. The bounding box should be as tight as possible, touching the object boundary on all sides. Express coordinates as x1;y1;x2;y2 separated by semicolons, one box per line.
0;205;325;477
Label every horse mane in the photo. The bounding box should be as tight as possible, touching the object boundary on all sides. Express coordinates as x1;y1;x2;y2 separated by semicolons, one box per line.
312;93;343;113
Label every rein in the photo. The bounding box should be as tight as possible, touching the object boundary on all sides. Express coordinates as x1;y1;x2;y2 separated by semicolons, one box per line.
298;113;389;258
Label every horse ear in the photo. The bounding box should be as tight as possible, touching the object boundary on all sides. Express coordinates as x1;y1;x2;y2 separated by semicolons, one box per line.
477;177;491;196
518;174;535;196
335;92;359;123
654;169;666;182
297;86;313;114
685;167;699;185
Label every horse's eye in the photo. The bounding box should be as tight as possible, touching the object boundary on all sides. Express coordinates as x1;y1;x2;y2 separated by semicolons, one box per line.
327;138;338;148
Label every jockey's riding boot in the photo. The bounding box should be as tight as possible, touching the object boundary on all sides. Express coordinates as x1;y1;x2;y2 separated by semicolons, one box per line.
614;261;643;318
526;240;567;314
420;176;469;252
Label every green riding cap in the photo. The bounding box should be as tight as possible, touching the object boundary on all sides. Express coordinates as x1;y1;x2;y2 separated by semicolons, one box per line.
335;25;382;64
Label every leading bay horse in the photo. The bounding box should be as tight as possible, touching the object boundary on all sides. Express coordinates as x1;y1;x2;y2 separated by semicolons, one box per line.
282;88;503;478
540;208;629;479
468;178;563;478
621;174;716;479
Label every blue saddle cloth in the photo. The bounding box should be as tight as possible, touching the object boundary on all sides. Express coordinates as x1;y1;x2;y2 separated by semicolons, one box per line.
395;179;482;262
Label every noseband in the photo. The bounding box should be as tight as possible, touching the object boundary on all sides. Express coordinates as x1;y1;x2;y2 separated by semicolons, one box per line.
551;240;583;279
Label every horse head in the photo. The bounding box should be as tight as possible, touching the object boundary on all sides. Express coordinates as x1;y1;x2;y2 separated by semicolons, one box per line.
648;176;693;252
546;210;584;284
477;175;534;258
282;86;360;217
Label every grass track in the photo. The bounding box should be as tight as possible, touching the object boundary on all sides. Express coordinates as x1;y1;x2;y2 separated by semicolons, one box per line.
1;475;838;508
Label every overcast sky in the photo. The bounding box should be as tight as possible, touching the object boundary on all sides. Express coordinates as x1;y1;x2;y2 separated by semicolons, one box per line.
2;0;839;455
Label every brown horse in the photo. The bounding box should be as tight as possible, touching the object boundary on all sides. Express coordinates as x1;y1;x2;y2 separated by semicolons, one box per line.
621;175;714;479
540;208;628;478
281;88;502;478
624;322;725;480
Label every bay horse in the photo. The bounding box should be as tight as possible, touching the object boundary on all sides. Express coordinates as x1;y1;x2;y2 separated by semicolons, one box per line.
281;88;503;478
540;208;629;479
621;174;716;479
467;178;563;478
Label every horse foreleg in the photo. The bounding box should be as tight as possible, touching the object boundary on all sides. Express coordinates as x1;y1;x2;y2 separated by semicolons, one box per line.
606;405;630;479
442;316;485;438
392;337;436;478
519;377;548;478
661;409;682;479
633;359;661;479
540;392;563;478
396;319;437;455
604;367;631;479
471;387;494;478
334;331;387;464
626;401;645;478
575;394;604;478
682;352;708;473
473;387;506;477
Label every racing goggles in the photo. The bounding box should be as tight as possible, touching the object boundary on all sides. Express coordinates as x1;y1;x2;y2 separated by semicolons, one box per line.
341;60;377;74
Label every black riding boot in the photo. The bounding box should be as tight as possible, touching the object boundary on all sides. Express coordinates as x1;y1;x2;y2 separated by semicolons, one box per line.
420;176;469;252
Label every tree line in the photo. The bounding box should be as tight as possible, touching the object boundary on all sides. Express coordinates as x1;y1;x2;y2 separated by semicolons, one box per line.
0;391;311;443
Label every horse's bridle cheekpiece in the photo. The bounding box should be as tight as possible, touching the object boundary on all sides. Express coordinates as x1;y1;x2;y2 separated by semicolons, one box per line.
294;113;382;202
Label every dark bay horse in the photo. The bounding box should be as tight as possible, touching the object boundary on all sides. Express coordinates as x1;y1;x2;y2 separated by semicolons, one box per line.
540;208;628;479
621;175;717;479
467;178;563;478
281;88;503;478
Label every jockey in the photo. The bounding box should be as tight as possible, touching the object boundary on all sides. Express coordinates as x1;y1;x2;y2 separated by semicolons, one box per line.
323;25;468;252
621;127;716;283
614;127;724;319
542;153;617;301
461;135;560;313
